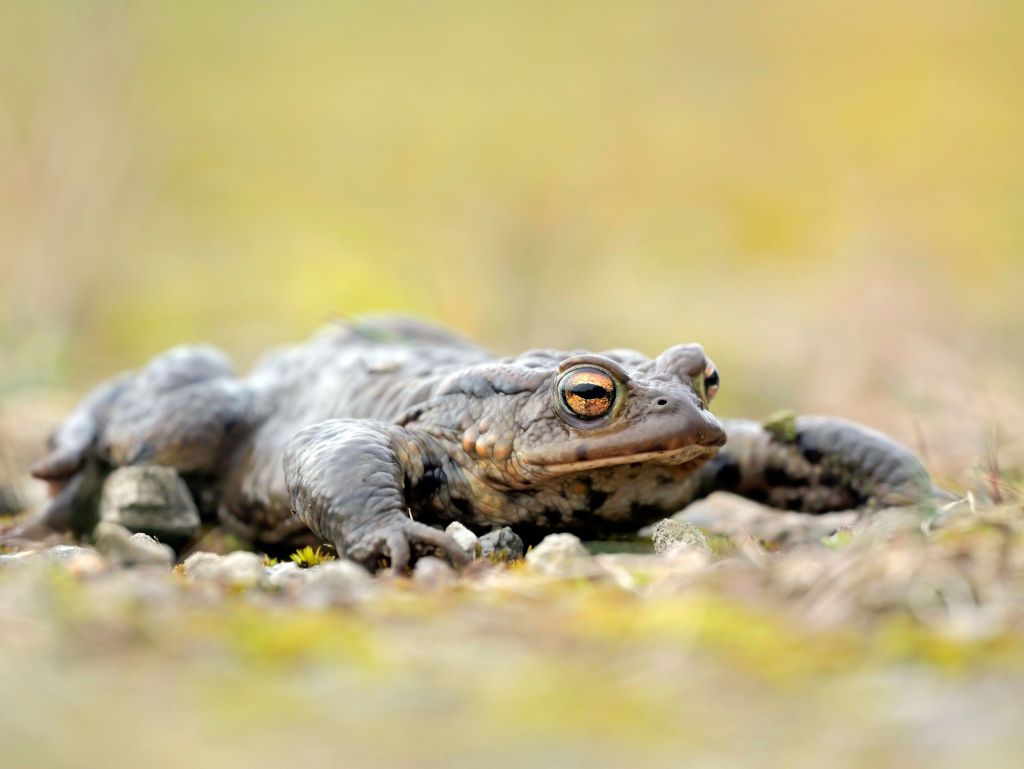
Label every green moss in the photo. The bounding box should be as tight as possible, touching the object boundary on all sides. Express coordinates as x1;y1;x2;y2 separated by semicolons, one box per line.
290;546;335;568
762;410;799;443
823;528;856;549
704;534;736;557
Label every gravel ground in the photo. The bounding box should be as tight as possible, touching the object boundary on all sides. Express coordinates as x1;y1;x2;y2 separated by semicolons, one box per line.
1;499;1023;769
1;395;1023;769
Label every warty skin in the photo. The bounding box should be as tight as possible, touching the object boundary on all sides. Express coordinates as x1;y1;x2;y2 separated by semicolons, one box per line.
18;317;938;570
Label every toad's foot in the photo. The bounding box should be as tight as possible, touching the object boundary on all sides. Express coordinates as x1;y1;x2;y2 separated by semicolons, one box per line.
346;513;472;572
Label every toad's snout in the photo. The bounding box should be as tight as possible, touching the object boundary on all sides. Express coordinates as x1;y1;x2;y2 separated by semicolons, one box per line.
637;386;727;449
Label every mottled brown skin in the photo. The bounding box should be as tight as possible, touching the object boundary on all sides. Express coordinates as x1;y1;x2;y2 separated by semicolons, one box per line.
19;317;939;570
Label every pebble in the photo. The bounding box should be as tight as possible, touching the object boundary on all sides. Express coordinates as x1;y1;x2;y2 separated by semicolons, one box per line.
0;545;109;577
94;521;175;567
525;533;590;574
264;561;308;590
652;519;712;556
298;560;373;606
852;506;928;541
412;556;456;587
444;521;480;555
60;548;111;578
478;527;524;561
183;551;265;588
99;466;202;544
675;491;856;545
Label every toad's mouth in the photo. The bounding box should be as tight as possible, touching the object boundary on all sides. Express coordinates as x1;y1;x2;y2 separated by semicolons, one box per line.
516;407;727;477
531;442;720;475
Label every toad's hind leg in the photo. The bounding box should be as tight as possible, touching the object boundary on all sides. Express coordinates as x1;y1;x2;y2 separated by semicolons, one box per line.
31;346;239;482
98;377;250;471
686;416;943;515
10;346;248;540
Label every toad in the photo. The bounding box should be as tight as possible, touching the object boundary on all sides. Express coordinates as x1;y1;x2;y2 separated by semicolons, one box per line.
20;317;939;569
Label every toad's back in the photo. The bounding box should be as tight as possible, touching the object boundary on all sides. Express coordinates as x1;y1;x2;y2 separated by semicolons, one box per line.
219;321;492;537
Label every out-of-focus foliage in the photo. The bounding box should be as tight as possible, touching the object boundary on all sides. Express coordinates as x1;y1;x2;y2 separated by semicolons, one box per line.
1;6;1024;767
1;2;1022;405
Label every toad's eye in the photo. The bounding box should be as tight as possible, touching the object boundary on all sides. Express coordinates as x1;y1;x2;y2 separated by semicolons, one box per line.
701;361;720;403
558;366;616;419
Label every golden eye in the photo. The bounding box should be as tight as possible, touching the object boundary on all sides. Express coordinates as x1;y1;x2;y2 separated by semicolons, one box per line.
558;366;616;419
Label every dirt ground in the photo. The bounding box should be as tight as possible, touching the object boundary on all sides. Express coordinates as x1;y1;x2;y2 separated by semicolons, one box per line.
1;382;1022;769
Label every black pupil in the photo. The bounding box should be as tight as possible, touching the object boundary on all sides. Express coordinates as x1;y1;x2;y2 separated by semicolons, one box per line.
570;382;610;400
706;369;719;388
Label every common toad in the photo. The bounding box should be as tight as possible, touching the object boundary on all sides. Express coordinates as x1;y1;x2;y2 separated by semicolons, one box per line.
21;317;939;569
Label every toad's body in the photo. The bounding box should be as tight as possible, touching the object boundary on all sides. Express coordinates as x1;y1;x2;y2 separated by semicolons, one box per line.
24;317;937;568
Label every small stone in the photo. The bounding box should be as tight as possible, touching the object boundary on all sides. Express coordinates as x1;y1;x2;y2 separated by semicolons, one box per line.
0;552;29;567
0;545;109;577
593;553;665;591
851;506;927;541
183;550;264;588
478;527;524;561
99;466;202;544
61;549;111;578
298;559;373;606
652;519;712;556
444;521;479;555
94;521;175;567
676;492;857;546
412;556;456;587
264;561;307;590
41;544;96;561
525;533;590;573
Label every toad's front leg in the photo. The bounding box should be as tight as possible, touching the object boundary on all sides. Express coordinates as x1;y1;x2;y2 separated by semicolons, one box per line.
283;420;470;572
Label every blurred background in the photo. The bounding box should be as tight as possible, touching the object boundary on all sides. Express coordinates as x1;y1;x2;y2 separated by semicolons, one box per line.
2;6;1024;769
1;1;1022;484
